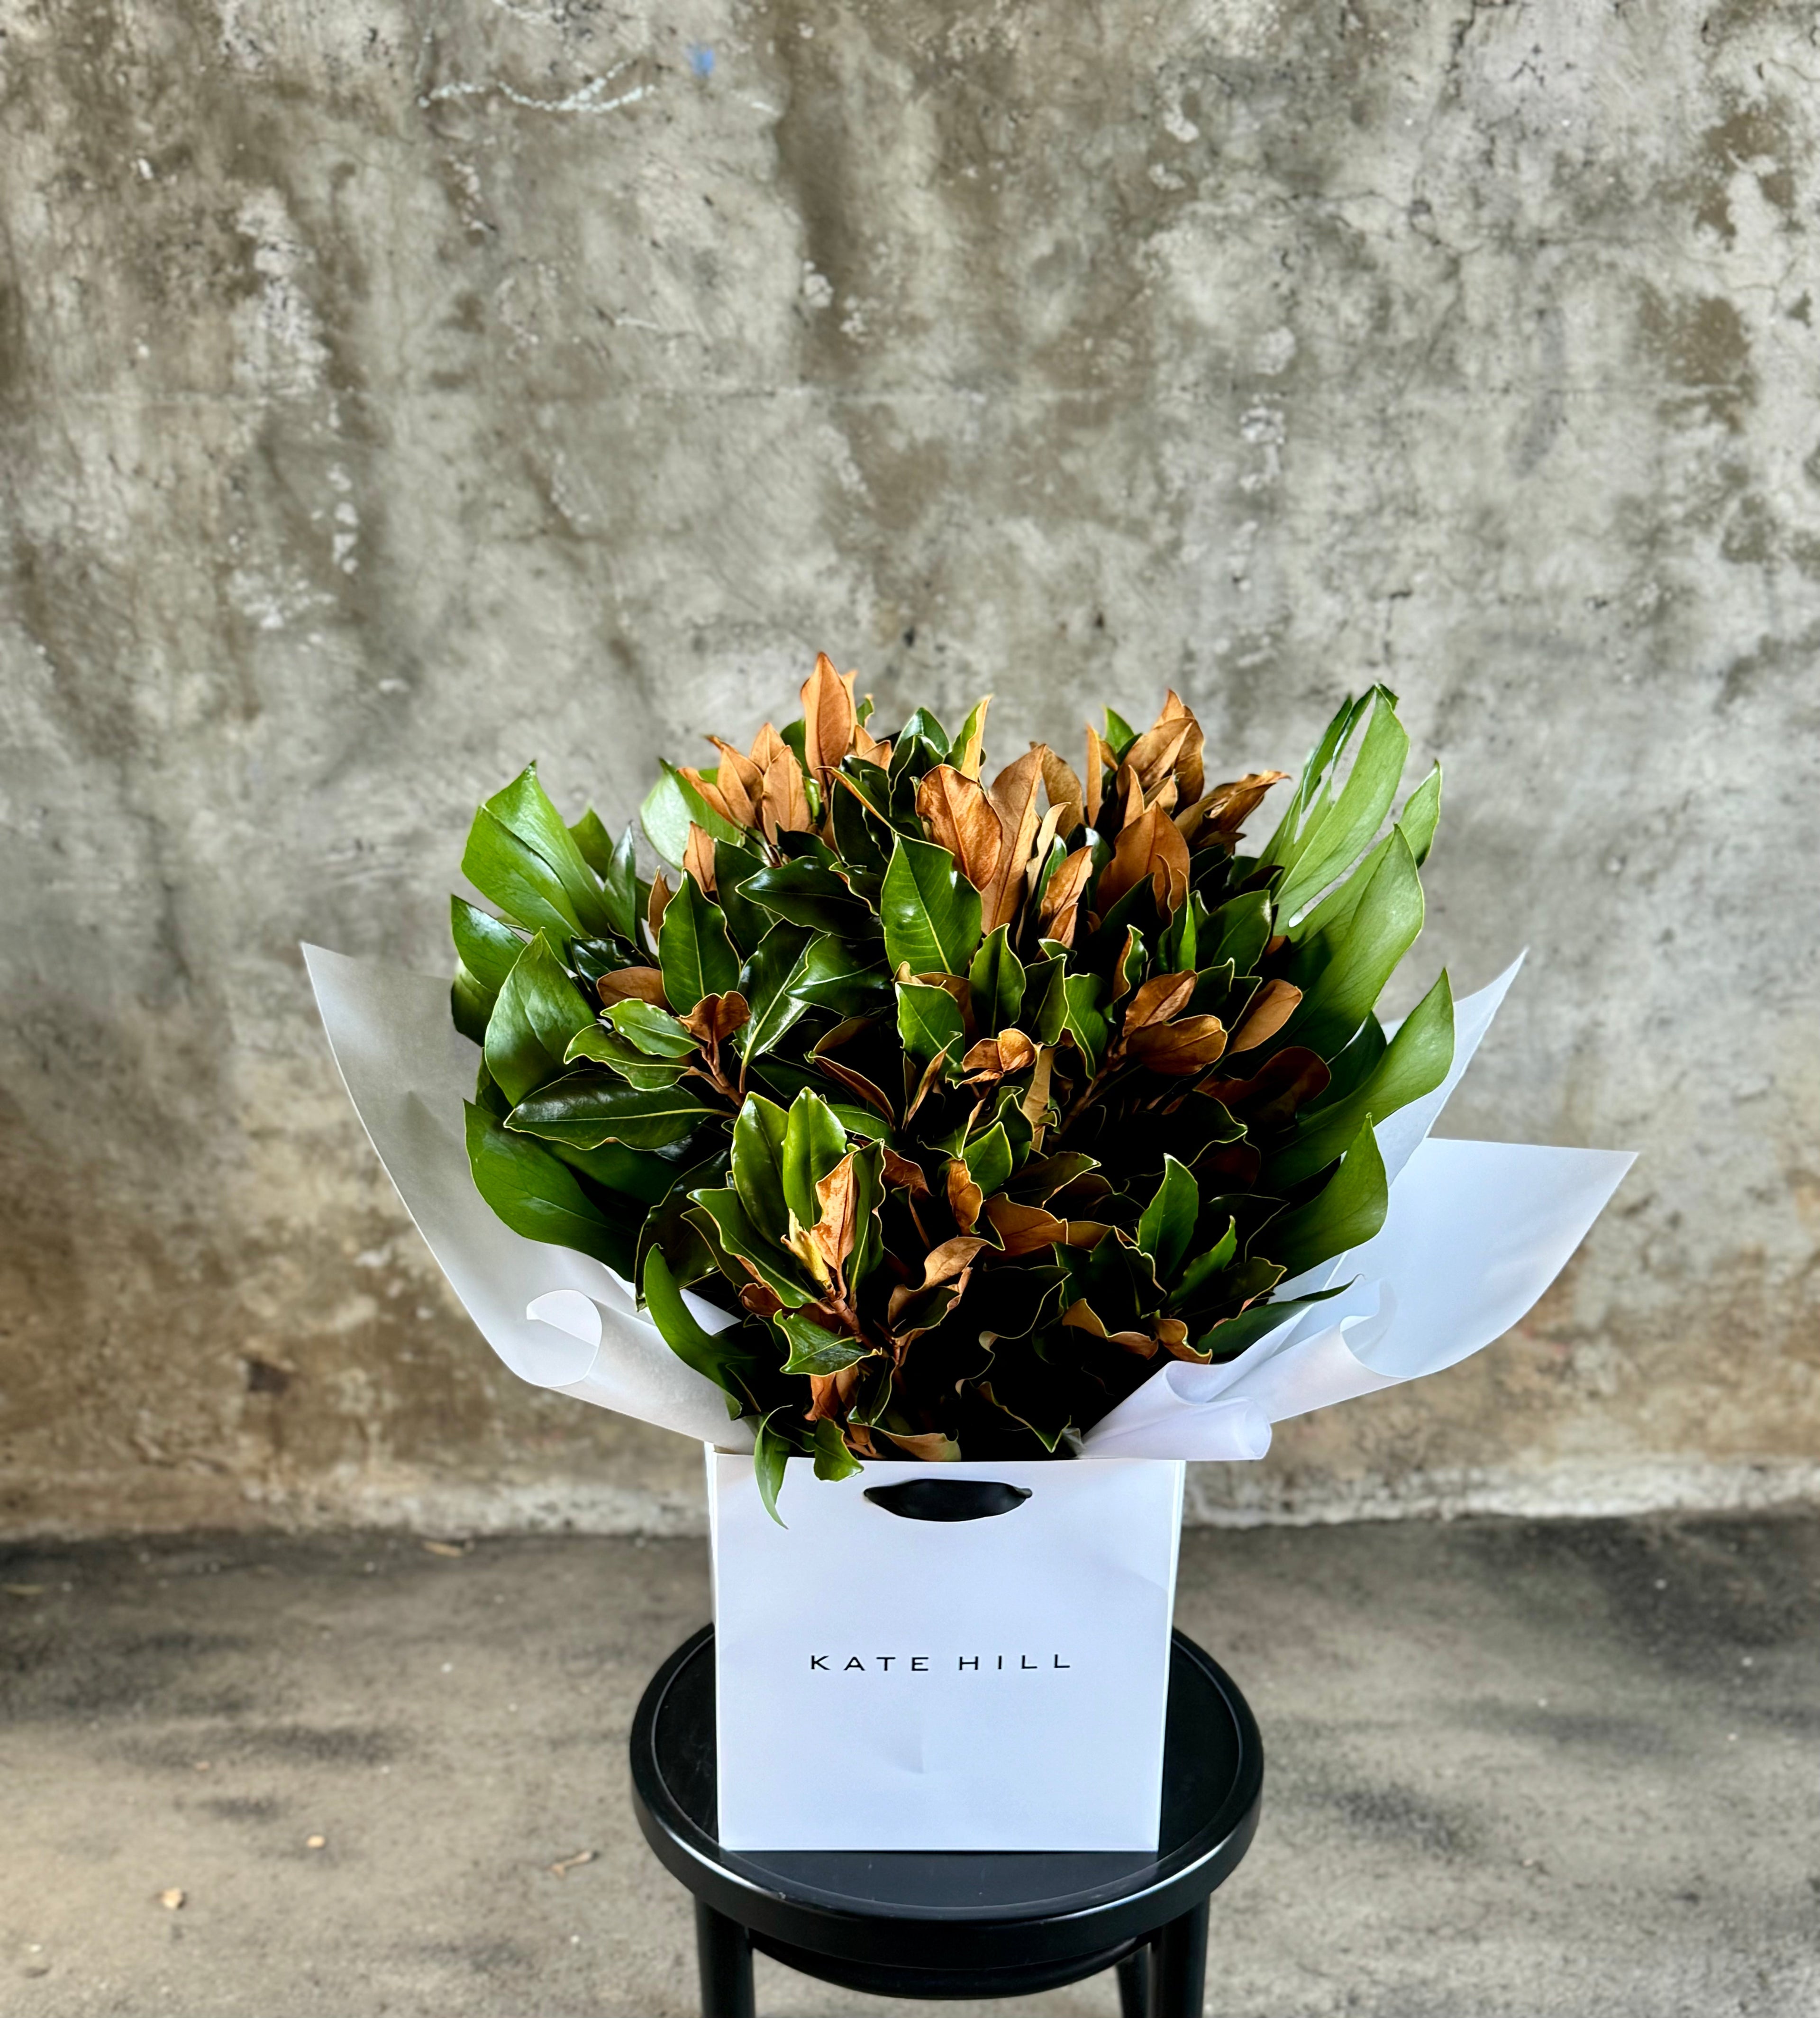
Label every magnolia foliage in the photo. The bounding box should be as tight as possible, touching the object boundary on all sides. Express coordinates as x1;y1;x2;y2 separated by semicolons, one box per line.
453;661;1451;1514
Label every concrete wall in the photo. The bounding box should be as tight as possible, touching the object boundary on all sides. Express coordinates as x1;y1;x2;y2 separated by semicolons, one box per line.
2;0;1815;1536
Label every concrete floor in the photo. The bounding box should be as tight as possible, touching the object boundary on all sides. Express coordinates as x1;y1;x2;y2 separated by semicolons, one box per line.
0;1515;1814;2018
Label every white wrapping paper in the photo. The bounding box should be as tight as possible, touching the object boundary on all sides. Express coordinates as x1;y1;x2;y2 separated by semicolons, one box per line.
304;946;749;1449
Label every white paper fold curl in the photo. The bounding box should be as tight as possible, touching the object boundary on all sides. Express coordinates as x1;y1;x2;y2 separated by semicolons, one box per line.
304;945;750;1449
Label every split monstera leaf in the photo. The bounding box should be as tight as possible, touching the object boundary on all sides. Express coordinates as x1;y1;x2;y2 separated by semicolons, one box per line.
454;657;1454;1516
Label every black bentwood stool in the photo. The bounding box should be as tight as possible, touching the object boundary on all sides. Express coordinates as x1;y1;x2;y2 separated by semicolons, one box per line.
629;1626;1263;2016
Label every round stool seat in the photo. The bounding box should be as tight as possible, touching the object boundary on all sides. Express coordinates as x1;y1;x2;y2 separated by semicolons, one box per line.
630;1625;1263;2009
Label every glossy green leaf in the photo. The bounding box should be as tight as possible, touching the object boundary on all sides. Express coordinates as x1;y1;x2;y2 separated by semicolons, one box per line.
483;765;617;939
641;760;746;868
483;934;598;1105
508;1074;712;1150
969;926;1026;1034
464;1101;637;1276
659;876;741;1012
897;980;965;1068
738;924;814;1063
1269;690;1409;922
569;808;615;880
1398;762;1441;868
742;857;877;936
1023;951;1069;1046
731;1093;792;1241
712;840;773;953
451;897;525;995
1136;1154;1200;1281
549;1137;680;1207
642;1248;753;1414
963;1121;1014;1198
1272;970;1453;1187
610;1000;698;1057
753;1413;800;1526
1207;890;1271;975
1168;1216;1238;1308
779;1312;874;1376
1283;828;1424;1059
782;1089;847;1230
788;936;892;1014
563;1024;688;1090
602;823;641;945
1061;972;1110;1072
451;964;493;1045
811;1418;863;1482
462;806;585;944
880;835;983;978
690;1186;814;1306
1193;1283;1348;1361
1266;1116;1388;1278
1103;706;1138;754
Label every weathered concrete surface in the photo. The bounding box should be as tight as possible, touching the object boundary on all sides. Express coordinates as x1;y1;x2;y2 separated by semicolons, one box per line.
1;2;1817;1534
0;1516;1815;2015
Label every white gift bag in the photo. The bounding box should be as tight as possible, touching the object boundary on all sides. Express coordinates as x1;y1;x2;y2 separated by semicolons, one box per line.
709;1453;1186;1852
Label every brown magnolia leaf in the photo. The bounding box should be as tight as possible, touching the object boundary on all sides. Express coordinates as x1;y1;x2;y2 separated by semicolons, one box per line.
920;1235;990;1289
1162;1329;1213;1364
1183;770;1291;844
917;764;1002;888
903;1045;953;1126
807;1364;867;1422
1153;1317;1190;1352
1203;1046;1330;1119
679;768;737;829
738;1281;784;1317
953;694;992;779
810;1153;860;1273
646;872;671;939
961;1036;1006;1077
760;745;811;839
682;822;717;896
1227;978;1302;1054
708;737;763;826
1121;715;1193;798
946;1158;983;1234
1037;845;1094;931
994;1027;1037;1074
1110;1328;1161;1357
681;991;750;1045
748;721;787;773
1083;723;1110;828
1096;802;1191;915
1038;745;1085;838
801;652;858;780
1125;1014;1228;1075
598;965;669;1009
881;1146;929;1195
983;1196;1068;1256
981;747;1045;931
852;718;889;764
1123;971;1194;1032
1116;761;1145;833
879;1427;962;1461
1060;1297;1108;1336
1023;802;1066;899
1020;1045;1054;1147
816;1053;896;1119
1062;1219;1112;1248
1163;691;1206;802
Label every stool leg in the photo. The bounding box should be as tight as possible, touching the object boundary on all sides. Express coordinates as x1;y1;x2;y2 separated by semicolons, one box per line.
694;1900;755;2018
1149;1899;1210;2018
1117;1945;1151;2018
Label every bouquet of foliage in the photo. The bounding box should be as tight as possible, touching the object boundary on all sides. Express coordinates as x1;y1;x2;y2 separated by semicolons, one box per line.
452;661;1453;1510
